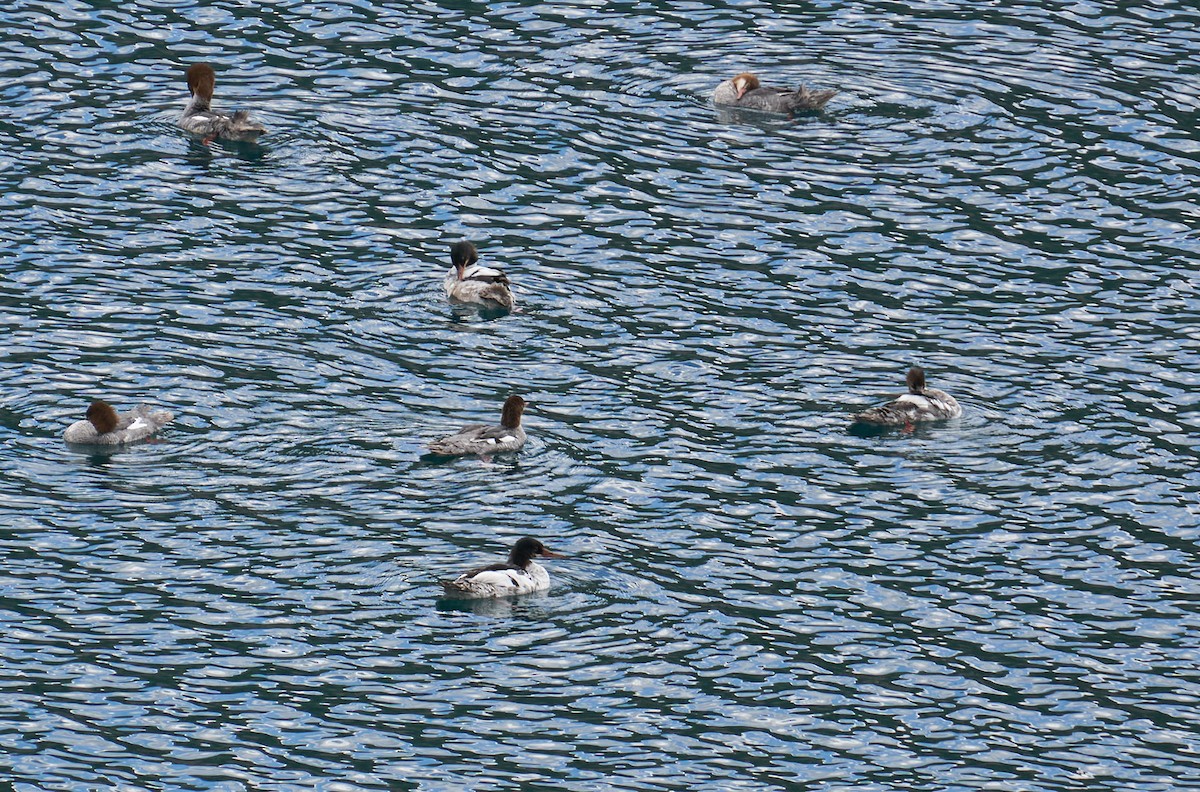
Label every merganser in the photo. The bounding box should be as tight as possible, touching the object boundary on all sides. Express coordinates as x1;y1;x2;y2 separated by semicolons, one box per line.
853;367;962;426
443;241;514;310
63;400;174;445
428;395;527;456
179;63;266;141
441;537;563;598
713;72;836;113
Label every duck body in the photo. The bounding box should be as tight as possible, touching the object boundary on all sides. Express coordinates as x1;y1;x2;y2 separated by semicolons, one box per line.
442;538;562;599
713;72;836;113
178;63;266;141
443;241;514;310
64;401;173;445
853;367;962;426
428;395;527;456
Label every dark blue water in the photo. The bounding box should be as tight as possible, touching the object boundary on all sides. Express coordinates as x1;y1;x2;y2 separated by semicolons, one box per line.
2;0;1199;789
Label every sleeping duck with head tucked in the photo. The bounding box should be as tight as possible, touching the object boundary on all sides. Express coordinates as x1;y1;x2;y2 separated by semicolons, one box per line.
63;400;174;446
713;72;836;114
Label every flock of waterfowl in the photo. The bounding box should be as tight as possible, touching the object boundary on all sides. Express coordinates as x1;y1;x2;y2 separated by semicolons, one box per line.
62;63;960;599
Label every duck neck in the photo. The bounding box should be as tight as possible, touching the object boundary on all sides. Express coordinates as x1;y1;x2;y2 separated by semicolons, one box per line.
184;94;211;115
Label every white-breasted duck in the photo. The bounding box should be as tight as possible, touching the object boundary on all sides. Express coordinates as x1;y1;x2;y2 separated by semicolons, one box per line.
441;537;564;599
853;367;962;427
713;72;836;113
179;63;266;141
427;395;527;456
63;400;174;445
443;241;514;310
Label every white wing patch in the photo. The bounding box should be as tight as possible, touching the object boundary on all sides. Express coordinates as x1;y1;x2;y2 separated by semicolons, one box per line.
464;265;504;278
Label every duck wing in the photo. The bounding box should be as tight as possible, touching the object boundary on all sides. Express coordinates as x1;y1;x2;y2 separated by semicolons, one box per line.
441;562;530;596
427;424;489;455
742;85;836;113
462;264;510;286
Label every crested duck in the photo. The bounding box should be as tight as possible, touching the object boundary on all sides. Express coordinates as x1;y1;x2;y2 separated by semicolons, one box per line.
443;241;514;310
179;63;266;141
713;72;836;113
428;395;527;456
853;367;962;426
441;537;563;599
63;400;174;445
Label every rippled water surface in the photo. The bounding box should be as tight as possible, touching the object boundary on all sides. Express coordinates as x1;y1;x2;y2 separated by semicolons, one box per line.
2;0;1199;789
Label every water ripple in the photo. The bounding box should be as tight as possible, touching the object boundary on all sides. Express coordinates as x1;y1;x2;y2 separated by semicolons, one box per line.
2;0;1199;789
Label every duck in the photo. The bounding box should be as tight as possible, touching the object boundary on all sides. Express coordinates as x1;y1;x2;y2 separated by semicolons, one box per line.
63;400;174;445
441;537;564;598
428;395;527;456
712;72;836;113
179;63;266;141
853;367;962;426
443;241;514;310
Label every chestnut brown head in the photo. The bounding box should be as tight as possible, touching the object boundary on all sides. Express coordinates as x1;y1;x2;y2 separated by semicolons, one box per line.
500;395;527;429
906;367;927;394
86;400;119;434
732;72;760;99
186;63;216;99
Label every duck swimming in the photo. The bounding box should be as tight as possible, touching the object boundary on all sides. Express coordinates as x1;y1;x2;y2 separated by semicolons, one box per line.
712;72;836;113
428;395;527;456
853;367;962;426
443;241;514;310
63;400;174;445
441;537;563;599
179;63;266;141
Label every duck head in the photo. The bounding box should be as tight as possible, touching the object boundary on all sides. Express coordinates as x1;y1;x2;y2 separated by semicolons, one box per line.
186;63;216;101
450;241;479;281
500;395;527;429
508;537;564;568
86;400;119;434
732;72;760;99
906;367;927;394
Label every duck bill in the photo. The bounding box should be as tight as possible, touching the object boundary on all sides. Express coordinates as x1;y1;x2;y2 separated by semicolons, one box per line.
540;550;566;559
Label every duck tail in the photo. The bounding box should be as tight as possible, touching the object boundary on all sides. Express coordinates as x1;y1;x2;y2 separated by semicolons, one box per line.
793;86;837;111
490;287;515;310
440;578;471;595
852;405;900;426
231;110;266;135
